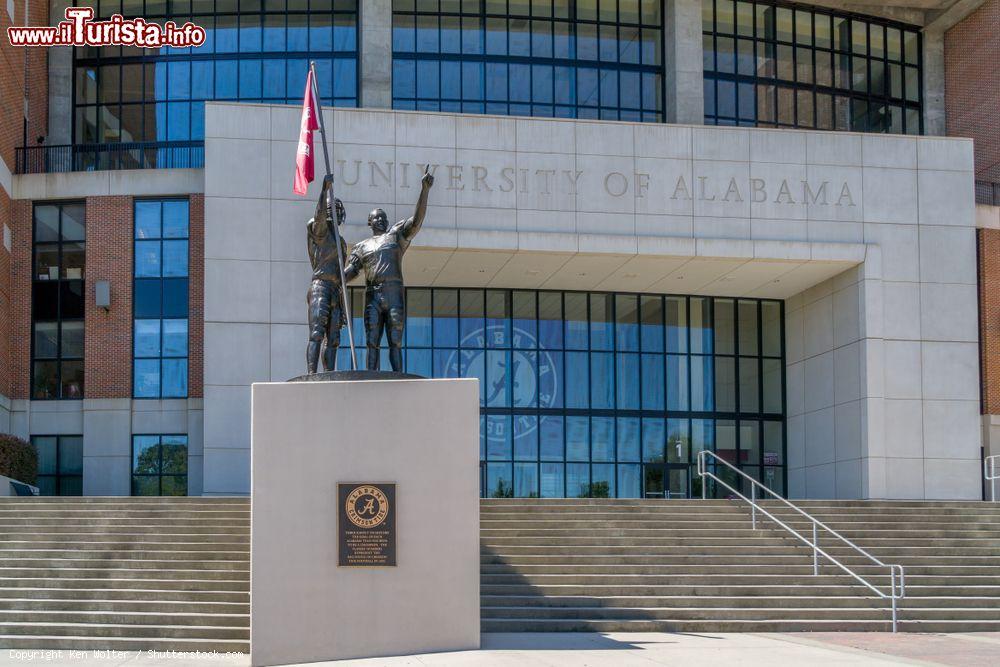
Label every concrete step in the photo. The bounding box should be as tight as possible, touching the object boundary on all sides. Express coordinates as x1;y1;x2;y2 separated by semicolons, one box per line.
0;558;249;571
0;520;250;530
479;562;1000;574
0;598;249;613
478;573;1000;586
0;587;249;603
480;595;887;609
480;583;1000;597
0;578;250;592
0;549;250;561
0;534;250;545
479;523;1000;535
478;543;1000;556
480;605;903;621
480;618;897;632
0;511;251;520
0;621;249;640
481;536;1000;549
479;552;1000;574
0;567;249;581
481;594;1000;610
0;635;248;652
481;604;1000;621
0;609;249;628
478;618;1000;632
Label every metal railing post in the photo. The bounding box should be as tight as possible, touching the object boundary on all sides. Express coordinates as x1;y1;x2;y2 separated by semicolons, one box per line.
986;455;999;502
694;450;903;630
812;520;818;575
890;568;898;632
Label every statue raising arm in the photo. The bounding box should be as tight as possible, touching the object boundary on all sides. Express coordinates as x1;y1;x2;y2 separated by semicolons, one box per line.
398;166;435;241
342;245;362;284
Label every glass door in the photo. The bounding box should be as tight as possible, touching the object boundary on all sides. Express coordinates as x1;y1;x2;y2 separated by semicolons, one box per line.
666;465;689;499
643;465;664;498
644;464;690;499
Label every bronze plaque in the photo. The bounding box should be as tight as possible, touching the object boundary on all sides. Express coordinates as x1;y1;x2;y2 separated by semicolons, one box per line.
337;483;396;567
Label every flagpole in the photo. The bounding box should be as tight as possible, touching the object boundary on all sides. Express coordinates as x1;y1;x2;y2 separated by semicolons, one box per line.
309;61;357;371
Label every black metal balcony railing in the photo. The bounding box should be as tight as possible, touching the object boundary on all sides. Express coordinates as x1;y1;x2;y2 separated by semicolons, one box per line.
14;141;204;175
977;181;1000;207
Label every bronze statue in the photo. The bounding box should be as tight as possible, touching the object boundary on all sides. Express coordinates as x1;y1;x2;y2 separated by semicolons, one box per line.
343;166;435;371
305;175;349;374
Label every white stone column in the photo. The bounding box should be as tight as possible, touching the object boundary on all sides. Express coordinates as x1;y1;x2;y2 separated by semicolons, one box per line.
359;0;392;109
47;0;73;145
663;0;705;124
922;29;946;136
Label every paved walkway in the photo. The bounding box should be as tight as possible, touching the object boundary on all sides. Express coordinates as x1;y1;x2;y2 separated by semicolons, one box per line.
4;633;1000;666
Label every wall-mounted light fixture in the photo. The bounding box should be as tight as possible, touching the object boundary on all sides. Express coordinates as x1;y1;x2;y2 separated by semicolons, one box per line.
95;280;111;311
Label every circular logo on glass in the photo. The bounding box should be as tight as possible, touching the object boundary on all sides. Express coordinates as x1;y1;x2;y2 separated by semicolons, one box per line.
446;325;559;444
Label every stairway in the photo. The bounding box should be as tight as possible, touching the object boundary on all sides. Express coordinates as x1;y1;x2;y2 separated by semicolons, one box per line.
3;496;1000;649
480;498;1000;632
0;497;250;652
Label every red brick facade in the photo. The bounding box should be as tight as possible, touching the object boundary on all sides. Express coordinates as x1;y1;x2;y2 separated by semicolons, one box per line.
981;229;1000;414
945;0;1000;182
83;196;134;399
9;200;32;400
188;195;203;399
947;0;1000;419
0;188;11;400
5;194;204;403
0;0;48;170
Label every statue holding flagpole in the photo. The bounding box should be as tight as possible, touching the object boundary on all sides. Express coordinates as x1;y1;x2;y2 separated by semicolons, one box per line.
294;61;357;373
293;61;435;376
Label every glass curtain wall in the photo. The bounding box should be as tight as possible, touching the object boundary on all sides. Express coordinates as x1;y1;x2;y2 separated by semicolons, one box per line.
392;0;665;121
73;0;359;155
32;203;86;399
133;199;190;398
702;0;922;133
337;288;785;498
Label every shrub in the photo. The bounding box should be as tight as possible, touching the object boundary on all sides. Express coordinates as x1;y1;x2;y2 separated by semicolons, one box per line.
0;434;38;485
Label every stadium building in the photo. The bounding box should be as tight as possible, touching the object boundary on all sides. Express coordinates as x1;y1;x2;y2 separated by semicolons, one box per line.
1;0;999;501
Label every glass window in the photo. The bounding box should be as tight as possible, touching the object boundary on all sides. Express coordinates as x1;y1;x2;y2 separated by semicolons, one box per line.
133;199;190;399
393;1;664;120
32;435;83;495
132;434;188;496
703;0;922;133
73;4;358;160
348;286;785;498
32;204;86;399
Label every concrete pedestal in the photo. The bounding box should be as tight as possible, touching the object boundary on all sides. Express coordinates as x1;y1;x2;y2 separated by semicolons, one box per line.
250;377;480;666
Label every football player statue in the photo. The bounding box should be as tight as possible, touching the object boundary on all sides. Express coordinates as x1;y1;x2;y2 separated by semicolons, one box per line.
343;166;435;372
305;175;349;374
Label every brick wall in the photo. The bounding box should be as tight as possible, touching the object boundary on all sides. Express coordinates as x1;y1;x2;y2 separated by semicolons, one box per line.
0;188;11;400
84;196;133;398
189;195;203;398
981;229;1000;414
946;0;1000;182
10;200;31;400
0;0;48;170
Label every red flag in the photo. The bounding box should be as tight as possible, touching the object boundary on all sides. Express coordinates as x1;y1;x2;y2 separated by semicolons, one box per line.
293;69;319;196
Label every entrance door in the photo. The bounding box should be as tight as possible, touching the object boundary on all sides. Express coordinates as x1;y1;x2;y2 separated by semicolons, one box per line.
644;465;689;499
643;465;664;498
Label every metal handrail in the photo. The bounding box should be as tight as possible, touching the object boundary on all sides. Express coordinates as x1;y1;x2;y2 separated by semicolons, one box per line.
986;455;1000;502
696;450;906;632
